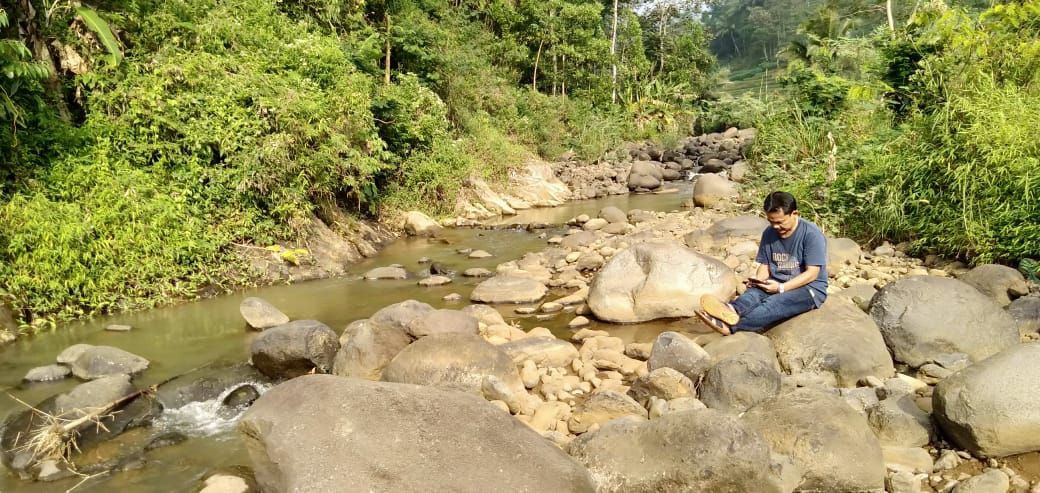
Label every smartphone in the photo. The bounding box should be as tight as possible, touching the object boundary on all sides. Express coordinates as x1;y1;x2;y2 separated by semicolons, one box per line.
746;278;767;286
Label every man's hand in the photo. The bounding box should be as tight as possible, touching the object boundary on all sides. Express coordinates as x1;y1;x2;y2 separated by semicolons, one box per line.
758;279;782;294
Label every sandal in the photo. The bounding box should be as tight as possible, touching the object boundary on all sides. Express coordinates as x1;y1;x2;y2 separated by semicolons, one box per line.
700;294;740;326
696;310;732;336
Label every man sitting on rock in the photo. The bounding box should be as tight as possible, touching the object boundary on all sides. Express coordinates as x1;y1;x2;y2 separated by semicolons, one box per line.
697;191;828;335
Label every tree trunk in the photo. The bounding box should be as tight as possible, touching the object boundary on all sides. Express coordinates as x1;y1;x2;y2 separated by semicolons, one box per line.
18;0;69;120
886;0;895;37
384;12;392;85
561;54;566;97
658;15;666;76
610;0;619;104
532;39;543;91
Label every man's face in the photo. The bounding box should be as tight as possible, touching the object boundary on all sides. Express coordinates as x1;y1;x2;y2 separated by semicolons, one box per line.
766;210;799;238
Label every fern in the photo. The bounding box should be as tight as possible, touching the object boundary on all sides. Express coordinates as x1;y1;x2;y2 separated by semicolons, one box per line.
75;6;122;65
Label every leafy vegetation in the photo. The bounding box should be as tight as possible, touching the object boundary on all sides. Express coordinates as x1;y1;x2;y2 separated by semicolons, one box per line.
0;0;717;326
711;0;1040;266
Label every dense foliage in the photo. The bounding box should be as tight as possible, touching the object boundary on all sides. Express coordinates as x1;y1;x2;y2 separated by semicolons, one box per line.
0;0;717;326
715;0;1040;266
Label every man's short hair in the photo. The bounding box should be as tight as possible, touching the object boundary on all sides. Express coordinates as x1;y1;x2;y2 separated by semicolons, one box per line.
763;191;797;215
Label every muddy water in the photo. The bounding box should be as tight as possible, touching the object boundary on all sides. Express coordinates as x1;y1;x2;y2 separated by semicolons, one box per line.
0;187;696;492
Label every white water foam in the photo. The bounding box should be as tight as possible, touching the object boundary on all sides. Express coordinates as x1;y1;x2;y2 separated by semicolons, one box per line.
153;382;270;438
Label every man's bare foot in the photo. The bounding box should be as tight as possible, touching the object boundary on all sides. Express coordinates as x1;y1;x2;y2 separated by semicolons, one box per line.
696;310;732;336
700;294;740;326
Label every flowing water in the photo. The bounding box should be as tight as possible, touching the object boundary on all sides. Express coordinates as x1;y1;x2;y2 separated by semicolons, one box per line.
0;186;696;492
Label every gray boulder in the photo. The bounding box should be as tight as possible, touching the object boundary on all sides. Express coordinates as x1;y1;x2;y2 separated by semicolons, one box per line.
406;309;479;338
867;394;933;447
827;238;862;274
743;388;886;492
647;331;712;381
250;320;339;379
567;391;647;434
567;409;780;493
1008;296;1040;334
628;367;696;405
67;345;150;380
461;304;507;326
869;276;1019;367
370;299;435;331
702;331;781;372
403;210;443;237
239;375;595;492
598;206;628;224
362;266;407;280
700;352;781;414
768;298;895;387
23;364;71;382
588;242;737;323
54;374;136;417
627;161;664;190
959;264;1030;307
382;333;524;396
933;342;1040;457
705;216;768;242
239;297;290;329
470;276;548;304
332;320;413;380
951;469;1010;493
499;336;579;369
692;174;737;208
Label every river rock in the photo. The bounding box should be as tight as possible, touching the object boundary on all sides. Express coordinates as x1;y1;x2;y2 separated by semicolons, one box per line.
868;393;933;447
730;160;749;182
647;331;711;381
461;304;507;326
499;336;579;368
250;320;339;379
627;367;695;405
588;242;737;323
567;408;779;493
951;469;1009;493
406;309;479;338
598;206;628;224
333;320;413;380
869;276;1019;367
583;218;608;231
933;342;1040;457
239;375;594;492
370;299;435;331
561;230;599;250
382;333;524;397
1008;296;1040;334
700;352;781;414
702;331;781;371
155;362;272;410
568;390;647;433
705;215;769;242
958;264;1030;307
768;298;895;386
627;161;663;190
418;275;452;286
363;266;408;280
54;374;136;417
239;297;290;330
882;446;934;474
462;267;494;277
471;275;548;304
68;345;150;380
743;388;886;492
692;174;738;208
828;237;862;273
23;364;71;382
404;211;443;237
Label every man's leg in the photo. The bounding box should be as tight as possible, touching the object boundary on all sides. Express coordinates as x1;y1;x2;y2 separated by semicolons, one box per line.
730;286;770;317
732;286;817;333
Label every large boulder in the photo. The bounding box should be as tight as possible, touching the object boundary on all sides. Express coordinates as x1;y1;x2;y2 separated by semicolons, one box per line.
958;264;1030;307
403;210;443;237
827;238;862;274
692;174;737;208
588;243;737;323
743;388;886;492
332;319;413;380
567;409;780;493
599;206;628;224
627;161;664;190
869;276;1019;367
768;298;895;387
702;332;781;372
406;309;479;338
705;216;768;242
370;299;435;331
239;297;290;329
363;266;407;280
867;394;933;447
471;276;548;304
250;320;339;379
382;333;524;397
647;331;712;381
66;345;150;380
239;375;595;492
933;342;1040;457
1008;296;1040;334
700;352;781;414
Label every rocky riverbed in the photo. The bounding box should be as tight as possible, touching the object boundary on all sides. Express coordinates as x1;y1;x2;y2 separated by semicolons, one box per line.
4;128;1040;492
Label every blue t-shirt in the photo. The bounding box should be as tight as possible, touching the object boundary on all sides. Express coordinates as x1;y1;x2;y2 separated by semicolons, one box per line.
755;218;828;306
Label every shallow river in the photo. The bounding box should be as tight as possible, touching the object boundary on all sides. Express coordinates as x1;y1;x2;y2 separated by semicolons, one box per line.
0;185;696;492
